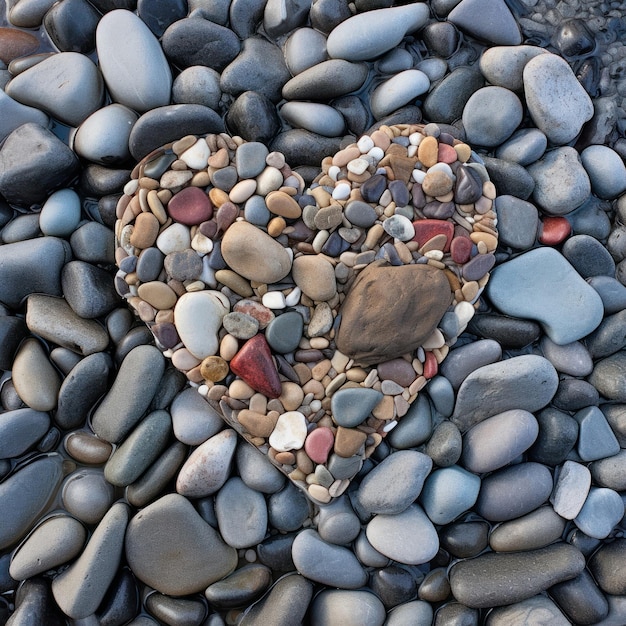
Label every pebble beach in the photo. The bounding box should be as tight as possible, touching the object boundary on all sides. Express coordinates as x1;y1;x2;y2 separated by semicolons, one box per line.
2;0;626;624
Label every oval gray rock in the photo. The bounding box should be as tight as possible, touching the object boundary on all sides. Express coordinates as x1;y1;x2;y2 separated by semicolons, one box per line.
310;589;386;626
282;60;369;101
0;408;50;458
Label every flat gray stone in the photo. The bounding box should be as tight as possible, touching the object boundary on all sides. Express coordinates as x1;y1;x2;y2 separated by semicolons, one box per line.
551;460;591;520
170;387;224;446
451;354;558;432
386;601;434;626
479;45;546;92
495;128;548;166
282;60;369;101
0;408;50;459
562;234;616;279
387;392;433;449
493;195;539;250
581;145;626;199
574;406;620;462
574;487;625;539
449;0;521;45
489;506;566;552
588;351;626;402
236;442;285;494
331;387;383;428
585;309;626;359
310;590;386;626
0;88;48;143
126;493;237;595
61;260;119;319
486;247;604;345
317;495;361;545
486;595;571;625
540;336;593;376
590;450;626;491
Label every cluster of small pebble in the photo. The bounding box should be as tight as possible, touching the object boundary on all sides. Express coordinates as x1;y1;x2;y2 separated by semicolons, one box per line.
2;0;626;624
115;123;498;505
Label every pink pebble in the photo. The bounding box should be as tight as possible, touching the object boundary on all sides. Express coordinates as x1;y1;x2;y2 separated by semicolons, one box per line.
412;219;454;251
304;426;335;464
423;352;438;379
167;186;213;225
437;143;458;164
539;216;571;246
450;236;473;264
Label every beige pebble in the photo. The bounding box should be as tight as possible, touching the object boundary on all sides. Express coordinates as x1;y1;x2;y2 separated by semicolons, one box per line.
294;363;312;385
274;451;296;465
172;135;197;155
422;328;446;350
372;395;395;420
422;170;454;197
409;376;427;395
215;269;253;297
267;216;287;237
280;382;305;412
200;356;229;382
470;231;498;252
394;395;411;418
208;147;229;168
209;187;230;207
220;334;239;361
417;135;438;167
325;373;346;397
302;379;325;399
346;367;368;382
160;169;193;189
363;223;384;250
332;146;360;167
171;348;201;371
129;212;159;249
137;281;177;309
229;379;255;400
309;337;329;350
187;365;204;383
238;409;278;438
309;186;332;208
454;143;472;162
249;393;267;415
266;190;302;219
308;483;331;503
311;359;332;381
229;179;257;204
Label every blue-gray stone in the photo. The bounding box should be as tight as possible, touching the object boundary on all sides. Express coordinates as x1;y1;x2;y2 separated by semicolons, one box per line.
588;275;626;314
440;339;502;391
331;387;383;428
244;195;271;226
449;0;521;45
489;506;566;552
590;450;626;492
281;101;346;137
172;66;222;110
562;234;616;278
581;144;626;199
283;27;328;75
318;495;361;545
551;460;591;520
61;260;119;319
420;465;481;525
265;311;304;354
481;155;535;200
574;406;620;462
236;441;285;494
529;407;579;467
567;195;613;241
486;594;573;624
487;247;604;345
282;60;369;101
552;378;599;411
387;392;432;449
574;487;625;539
424;420;462;467
311;590;386;626
0;408;50;459
0;89;48;144
540;337;593;376
588;352;626;402
494;195;539;249
385;601;434;626
268;482;310;532
425;375;455;417
495;128;548;166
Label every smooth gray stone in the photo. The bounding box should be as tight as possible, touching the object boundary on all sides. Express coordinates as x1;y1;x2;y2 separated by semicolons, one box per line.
215;477;268;549
0;315;27;370
586;309;626;359
137;0;187;37
574;406;620;462
423;66;484;125
551;460;591;520
479;45;546;92
104;410;172;487
462;86;523;147
569;197;613;243
26;293;110;356
356;450;432;515
451;354;558;432
51;502;129;620
145;593;206;625
239;573;312;626
205;563;272;610
489;506;566;552
70;221;116;265
0;89;48;143
481;155;535;200
420;465;481;525
0;124;79;207
386;601;434;626
602;404;626;447
426;376;455;417
170;387;224;446
563;234;616;278
6;578;66;626
282;59;368;100
589;352;626;402
326;4;428;62
434;603;479;625
440;339;502;391
326;453;363;480
461;409;538;474
96;8;171;112
318;495;361;545
527;146;591;215
236;442;285;494
448;0;521;45
268;481;310;532
475;462;553;522
440;521;490;559
270;129;343;168
0;454;64;550
550;569;609;625
354;530;389;568
495;128;547;166
173;65;221;109
5;52;103;126
588;275;626;314
126;441;188;509
263;0;310;38
136;247;165;283
540;336;593;376
449;543;585;609
129;104;225;161
588;537;626;596
529;407;579;466
283;28;328;76
309;0;352;34
73;104;137;165
581;144;626;199
229;0;266;38
280;101;346;137
79;163;130;196
424;420;462;467
126;493;237;595
553;378;599;411
221;37;290;103
91;344;165;443
227;91;281;144
188;0;229;23
370;69;430;120
265;311;304;354
523;53;594;145
291;529;367;589
387;392;433;449
311;590;386;626
56;353;111;430
256;533;297;573
0;408;49;458
366;504;439;565
487;247;604;345
39;188;81;237
331;387;383;428
61;260;119;319
493;195;539;249
62;468;115;525
575;487;625;539
590;450;626;491
486;595;570;625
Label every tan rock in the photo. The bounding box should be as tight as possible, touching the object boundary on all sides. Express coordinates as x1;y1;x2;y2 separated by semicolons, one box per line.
292;255;337;302
334;427;367;458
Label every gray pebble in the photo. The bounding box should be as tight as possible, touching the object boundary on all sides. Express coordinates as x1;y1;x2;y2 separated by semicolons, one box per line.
550;569;610;625
170;387;224;446
236;442;285;493
70;221;116;265
588;351;626;402
387;392;433;449
317;495;361;545
479;45;546;92
227;91;281;144
602;404;626;447
486;595;571;625
144;594;206;626
552;378;599;411
270;129;343;168
423;66;484;125
268;481;310;532
574;406;620;462
529;407;578;466
173;66;222;110
581;144;626;199
481;155;535;200
310;589;386;626
205;563;272;610
590;450;626;491
263;0;310;39
283;28;328;76
229;0;266;38
0;89;48;144
281;101;345;137
426;376;455;417
448;0;521;45
61;260;119;319
493;195;538;249
425;420;462;467
495;128;547;165
62;468;115;525
562;233;616;278
540;336;593;376
353;530;389;568
588;276;626;315
575;486;625;539
386;600;434;626
588;537;626;596
0;407;49;458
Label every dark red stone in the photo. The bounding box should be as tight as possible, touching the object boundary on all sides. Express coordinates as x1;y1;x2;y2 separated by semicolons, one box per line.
167;186;213;225
0;27;39;64
230;334;282;398
216;202;239;234
424;351;438;379
450;236;472;264
539;216;571;246
412;219;454;251
304;426;335;464
438;143;457;164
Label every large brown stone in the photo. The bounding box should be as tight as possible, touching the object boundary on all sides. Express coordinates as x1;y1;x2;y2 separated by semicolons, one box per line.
335;260;452;366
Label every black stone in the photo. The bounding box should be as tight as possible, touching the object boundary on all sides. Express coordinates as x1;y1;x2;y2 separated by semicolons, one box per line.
88;0;136;11
552;378;599;411
360;174;388;204
137;0;187;37
0;316;27;370
310;0;352;33
70;222;116;265
439;521;490;559
271;129;343;169
418;567;451;603
588;538;626;595
9;578;66;626
423;66;484;124
257;533;297;572
552;19;596;59
528;407;578;466
367;105;422;131
550;569;609;624
454;166;483;204
97;194;122;229
422;21;460;58
388;179;411;207
481;155;535;200
229;0;266;38
267;482;310;532
97;567;140;626
466;313;542;348
43;0;99;53
1;213;41;244
370;565;418;609
562;234;616;279
227;91;281;144
434;602;479;626
62;260;119;318
78;165;132;196
423;200;456;219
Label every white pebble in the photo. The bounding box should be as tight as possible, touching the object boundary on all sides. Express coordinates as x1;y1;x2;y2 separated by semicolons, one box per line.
428;162;455;178
262;291;286;309
191;232;213;254
357;135;374;153
285;286;302;307
424;250;444;261
455;300;475;327
382;420;398;432
346;158;369;175
156;223;191;254
269;411;308;452
421;328;445;350
409;132;424;146
412;169;426;183
180;138;210;170
332;182;351;200
328;165;341;181
367;146;385;163
123;179;139;196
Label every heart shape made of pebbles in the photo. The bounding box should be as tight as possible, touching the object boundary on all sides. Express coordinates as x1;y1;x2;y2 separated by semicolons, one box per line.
114;124;498;504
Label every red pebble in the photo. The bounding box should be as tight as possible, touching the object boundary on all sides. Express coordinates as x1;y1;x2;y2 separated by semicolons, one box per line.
539;216;571;246
450;235;473;264
437;143;458;164
412;219;454;251
167;186;213;225
423;352;438;379
304;426;335;464
230;334;282;398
